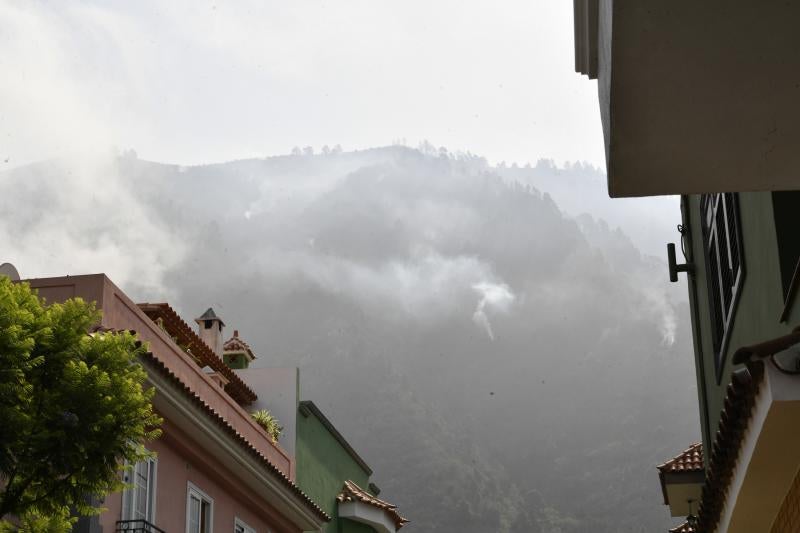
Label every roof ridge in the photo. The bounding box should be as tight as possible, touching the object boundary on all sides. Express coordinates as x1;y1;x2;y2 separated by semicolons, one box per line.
337;479;409;528
657;442;704;472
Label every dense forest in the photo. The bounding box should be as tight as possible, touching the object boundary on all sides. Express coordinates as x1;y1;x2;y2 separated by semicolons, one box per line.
0;146;698;532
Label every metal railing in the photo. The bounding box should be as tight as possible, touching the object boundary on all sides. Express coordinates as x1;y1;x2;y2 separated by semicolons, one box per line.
116;519;167;533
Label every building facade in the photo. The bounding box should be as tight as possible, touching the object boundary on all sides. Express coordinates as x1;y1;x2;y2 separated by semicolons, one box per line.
295;401;408;533
25;274;329;533
572;2;800;531
229;334;408;533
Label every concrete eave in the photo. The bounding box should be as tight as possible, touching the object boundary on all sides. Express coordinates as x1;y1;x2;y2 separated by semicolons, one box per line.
574;1;800;197
339;501;397;533
716;363;800;533
661;471;704;517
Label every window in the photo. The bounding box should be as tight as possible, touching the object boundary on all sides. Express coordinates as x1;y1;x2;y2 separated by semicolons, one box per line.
187;483;214;533
234;518;255;533
122;458;157;524
700;193;745;379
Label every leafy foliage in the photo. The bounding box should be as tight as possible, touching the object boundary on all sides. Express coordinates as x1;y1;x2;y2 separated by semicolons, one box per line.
251;409;283;443
0;277;162;525
0;506;75;533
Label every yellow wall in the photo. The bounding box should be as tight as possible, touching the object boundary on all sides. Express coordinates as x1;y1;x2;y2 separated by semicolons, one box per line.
771;467;800;533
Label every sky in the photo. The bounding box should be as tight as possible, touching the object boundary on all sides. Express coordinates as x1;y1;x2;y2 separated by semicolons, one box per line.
0;1;605;169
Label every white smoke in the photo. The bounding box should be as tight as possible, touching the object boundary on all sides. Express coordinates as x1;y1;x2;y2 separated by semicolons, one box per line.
471;282;515;340
0;153;187;300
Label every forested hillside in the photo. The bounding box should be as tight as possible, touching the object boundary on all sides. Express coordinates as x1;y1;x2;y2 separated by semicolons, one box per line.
0;146;697;532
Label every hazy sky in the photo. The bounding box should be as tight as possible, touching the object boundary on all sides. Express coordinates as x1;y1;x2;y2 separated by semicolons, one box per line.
1;1;604;168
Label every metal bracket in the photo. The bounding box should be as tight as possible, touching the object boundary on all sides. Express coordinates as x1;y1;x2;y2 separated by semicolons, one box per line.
668;242;694;282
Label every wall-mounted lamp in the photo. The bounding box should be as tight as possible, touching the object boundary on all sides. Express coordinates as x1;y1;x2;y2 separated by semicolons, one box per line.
668;224;695;282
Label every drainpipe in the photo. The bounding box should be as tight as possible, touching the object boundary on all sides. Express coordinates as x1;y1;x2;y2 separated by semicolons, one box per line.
681;195;713;459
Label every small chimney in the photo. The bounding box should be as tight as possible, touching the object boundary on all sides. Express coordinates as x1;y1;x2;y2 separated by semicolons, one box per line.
222;329;256;369
194;307;225;356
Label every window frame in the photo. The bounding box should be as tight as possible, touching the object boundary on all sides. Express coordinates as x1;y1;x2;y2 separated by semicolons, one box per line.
186;482;214;533
700;192;745;383
121;457;158;525
234;517;256;533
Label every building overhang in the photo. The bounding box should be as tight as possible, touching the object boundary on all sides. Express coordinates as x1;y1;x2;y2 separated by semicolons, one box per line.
658;442;705;517
707;362;800;533
338;501;397;533
661;471;704;517
336;480;408;532
573;1;800;197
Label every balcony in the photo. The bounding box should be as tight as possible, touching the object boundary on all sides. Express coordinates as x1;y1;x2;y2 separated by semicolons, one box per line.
116;520;167;533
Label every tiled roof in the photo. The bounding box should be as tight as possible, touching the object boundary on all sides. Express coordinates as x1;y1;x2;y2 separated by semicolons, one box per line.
697;362;765;533
138;303;257;405
658;442;704;506
138;347;330;523
669;520;697;533
337;480;409;529
223;330;255;359
692;330;799;531
658;442;704;474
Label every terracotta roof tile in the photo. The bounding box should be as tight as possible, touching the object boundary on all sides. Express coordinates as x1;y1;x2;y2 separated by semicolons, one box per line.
223;330;255;359
138;303;257;405
697;362;765;533
669;520;697;533
658;442;704;474
337;480;409;529
138;347;330;523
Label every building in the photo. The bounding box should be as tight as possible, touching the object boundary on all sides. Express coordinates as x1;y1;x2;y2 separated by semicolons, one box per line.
229;334;409;533
16;271;406;533
25;274;330;533
572;2;800;532
296;401;408;533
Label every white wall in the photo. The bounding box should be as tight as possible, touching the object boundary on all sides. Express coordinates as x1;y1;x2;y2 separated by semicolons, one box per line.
235;367;298;456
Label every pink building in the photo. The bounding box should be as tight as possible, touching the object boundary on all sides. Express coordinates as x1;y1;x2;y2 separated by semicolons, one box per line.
26;274;329;533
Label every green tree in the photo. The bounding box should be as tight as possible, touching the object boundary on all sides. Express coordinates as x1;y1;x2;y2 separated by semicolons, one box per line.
0;277;161;527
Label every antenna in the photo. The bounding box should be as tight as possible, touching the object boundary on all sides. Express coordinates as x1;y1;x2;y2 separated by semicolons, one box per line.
0;263;20;281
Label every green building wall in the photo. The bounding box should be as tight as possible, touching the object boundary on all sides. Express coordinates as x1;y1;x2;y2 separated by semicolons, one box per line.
223;352;249;369
683;192;795;459
295;403;376;533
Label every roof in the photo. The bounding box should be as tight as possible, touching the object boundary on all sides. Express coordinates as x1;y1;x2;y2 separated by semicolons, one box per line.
337;480;409;529
657;442;704;505
224;330;256;360
137;345;330;523
697;362;765;533
196;307;225;326
658;442;704;474
669;521;697;533
138;303;257;405
299;400;372;476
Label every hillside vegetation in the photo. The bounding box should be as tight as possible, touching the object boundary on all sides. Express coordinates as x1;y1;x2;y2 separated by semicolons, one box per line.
0;146;697;532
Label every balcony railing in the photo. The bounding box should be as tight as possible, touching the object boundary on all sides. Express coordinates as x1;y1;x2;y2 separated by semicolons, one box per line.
116;519;167;533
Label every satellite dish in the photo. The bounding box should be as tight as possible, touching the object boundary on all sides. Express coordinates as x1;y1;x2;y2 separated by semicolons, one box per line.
0;263;20;281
